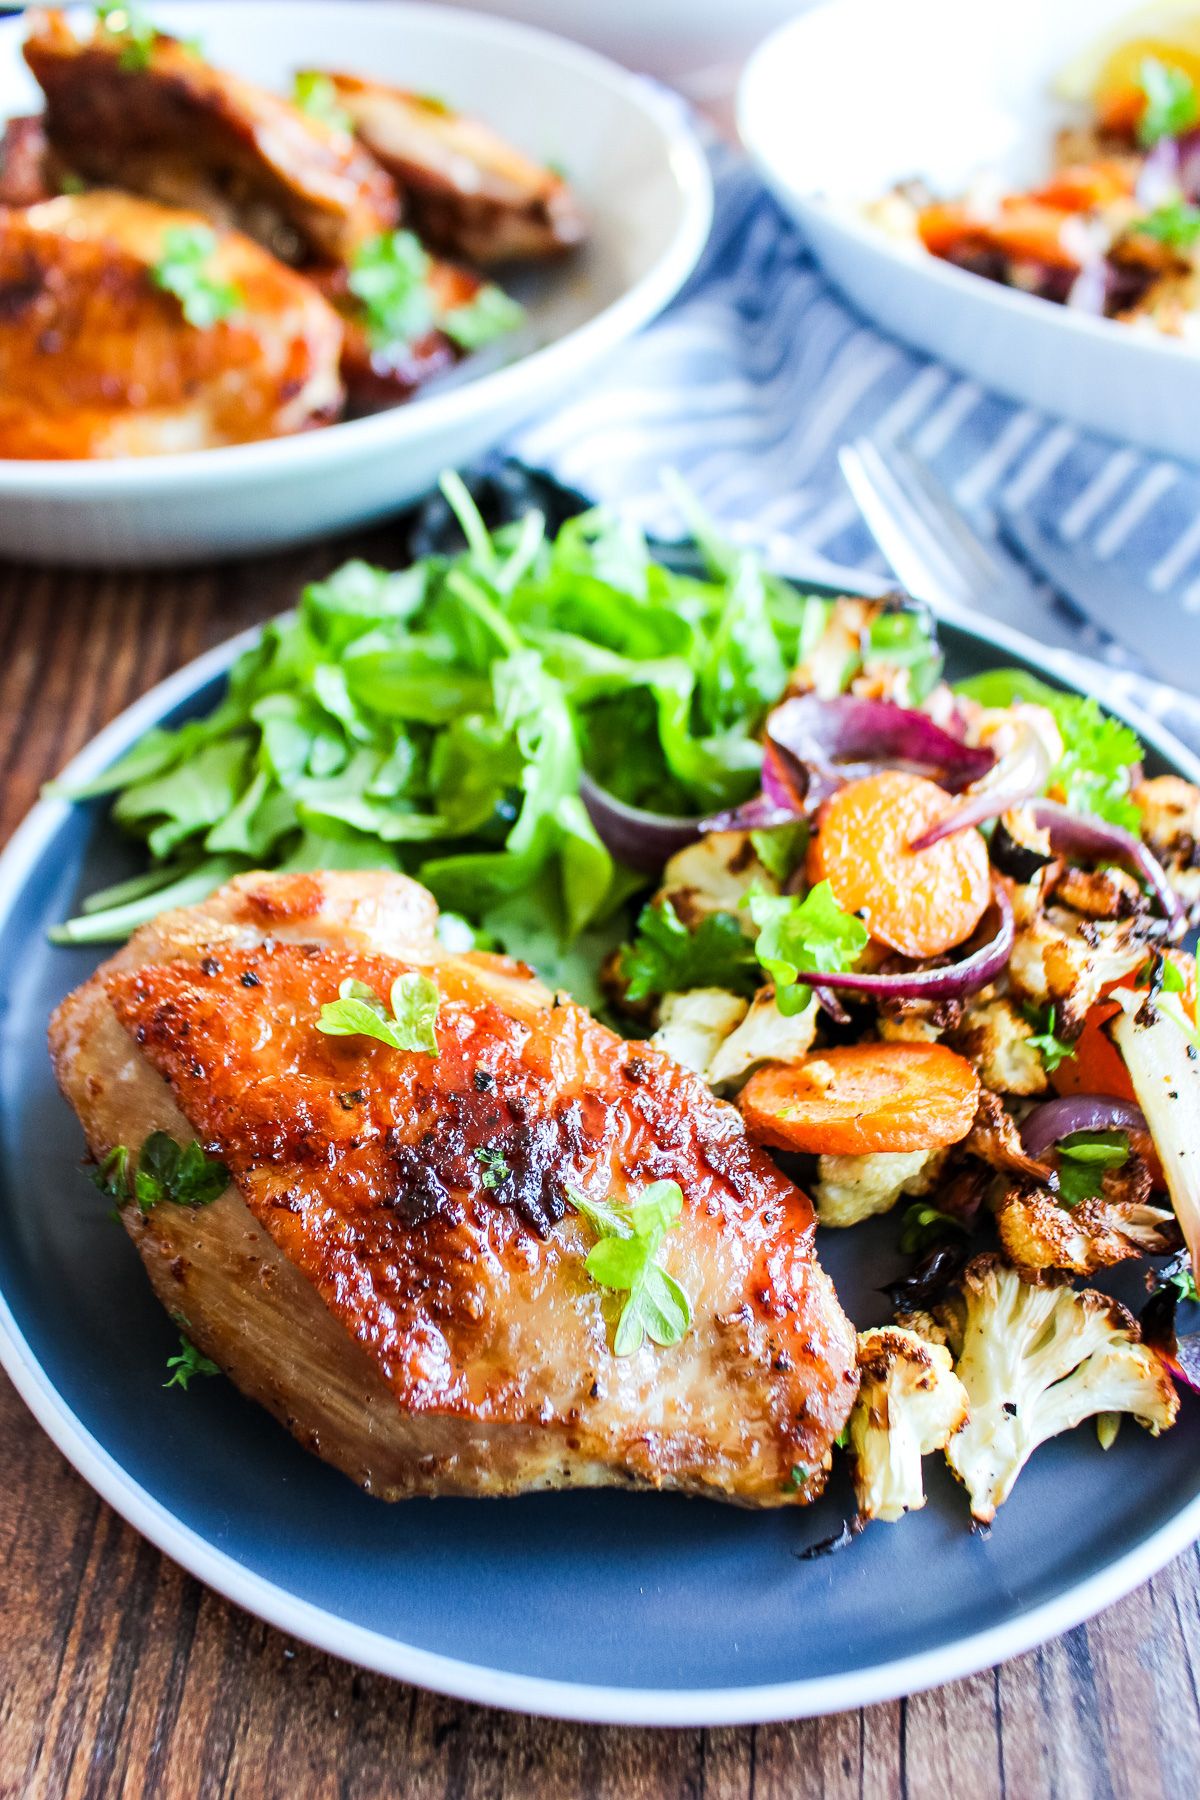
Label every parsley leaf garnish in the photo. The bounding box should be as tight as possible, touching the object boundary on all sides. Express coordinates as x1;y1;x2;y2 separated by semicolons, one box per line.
954;669;1142;829
746;880;868;1016
151;226;241;329
164;1330;220;1390
473;1145;510;1189
620;898;759;1004
317;973;440;1054
1055;1129;1129;1208
292;70;353;132
133;1132;229;1211
1022;1002;1077;1074
1132;198;1200;248
898;1202;967;1256
569;1180;693;1357
91;1144;131;1201
1137;57;1200;147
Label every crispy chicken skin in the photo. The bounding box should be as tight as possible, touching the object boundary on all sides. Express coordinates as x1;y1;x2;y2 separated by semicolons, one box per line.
25;11;398;267
0;113;62;207
0;192;344;458
49;872;858;1504
320;72;586;265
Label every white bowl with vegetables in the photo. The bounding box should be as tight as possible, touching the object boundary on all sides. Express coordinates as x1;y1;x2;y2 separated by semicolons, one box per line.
0;2;711;565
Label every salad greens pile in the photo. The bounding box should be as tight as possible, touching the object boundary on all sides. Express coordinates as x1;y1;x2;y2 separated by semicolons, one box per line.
53;479;837;948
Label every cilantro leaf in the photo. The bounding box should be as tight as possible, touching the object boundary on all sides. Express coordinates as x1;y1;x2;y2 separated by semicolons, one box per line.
473;1145;510;1189
163;1330;220;1391
292;71;353;132
569;1179;693;1357
1138;56;1200;147
620;898;759;1004
746;880;868;1016
151;226;241;329
317;972;440;1054
1131;198;1200;248
442;284;525;352
1022;1002;1077;1074
1056;1128;1129;1208
348;230;437;350
954;669;1142;829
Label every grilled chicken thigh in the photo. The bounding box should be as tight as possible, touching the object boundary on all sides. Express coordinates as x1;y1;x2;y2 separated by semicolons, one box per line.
0;113;62;207
319;73;585;265
25;10;398;267
50;871;858;1504
312;254;485;406
0;191;343;457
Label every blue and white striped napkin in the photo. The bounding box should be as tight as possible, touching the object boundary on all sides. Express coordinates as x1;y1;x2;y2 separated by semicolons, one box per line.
513;135;1200;760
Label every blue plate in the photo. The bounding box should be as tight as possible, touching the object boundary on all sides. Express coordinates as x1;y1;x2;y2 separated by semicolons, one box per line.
1;601;1198;1726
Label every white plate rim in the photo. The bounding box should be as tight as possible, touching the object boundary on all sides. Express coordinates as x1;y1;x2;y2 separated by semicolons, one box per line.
2;577;1199;1726
0;0;713;495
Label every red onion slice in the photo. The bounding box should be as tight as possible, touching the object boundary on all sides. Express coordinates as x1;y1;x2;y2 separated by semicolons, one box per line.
578;774;702;872
1030;800;1186;938
789;877;1013;1001
768;694;995;810
1020;1094;1148;1159
910;718;1053;851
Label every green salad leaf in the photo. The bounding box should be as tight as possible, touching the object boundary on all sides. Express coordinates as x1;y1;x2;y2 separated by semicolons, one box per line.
51;479;838;953
746;880;869;1016
570;1179;692;1357
317;973;440;1054
1137;56;1200;147
620;899;759;1004
1132;198;1200;248
1056;1129;1130;1209
1022;1002;1077;1075
954;667;1143;829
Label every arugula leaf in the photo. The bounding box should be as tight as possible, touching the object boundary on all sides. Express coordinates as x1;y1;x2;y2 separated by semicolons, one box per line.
317;973;440;1054
746;880;868;1016
163;1330;220;1391
132;1132;229;1212
1056;1129;1129;1208
954;668;1141;829
151;226;241;329
442;284;525;352
293;70;353;132
473;1146;510;1189
1022;1002;1077;1075
1137;56;1200;147
620;898;759;1004
1132;198;1200;248
569;1180;693;1357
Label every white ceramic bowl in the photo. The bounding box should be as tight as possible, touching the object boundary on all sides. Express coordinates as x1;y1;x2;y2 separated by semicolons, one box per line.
0;1;711;566
738;0;1200;465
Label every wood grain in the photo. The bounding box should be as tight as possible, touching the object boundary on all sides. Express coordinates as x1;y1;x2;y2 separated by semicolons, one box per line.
1;547;1198;1800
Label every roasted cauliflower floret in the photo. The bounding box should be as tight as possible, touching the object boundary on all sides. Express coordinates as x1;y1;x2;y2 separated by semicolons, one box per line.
921;1255;1178;1522
849;1326;969;1523
995;1182;1177;1281
1134;775;1200;923
651;988;748;1079
1007;906;1149;1037
657;831;778;932
951;995;1047;1096
815;1146;944;1228
707;987;819;1088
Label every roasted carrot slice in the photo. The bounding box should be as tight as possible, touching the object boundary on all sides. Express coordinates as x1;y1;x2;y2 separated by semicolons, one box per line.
807;771;991;959
1031;162;1135;212
918;199;1079;270
740;1043;981;1157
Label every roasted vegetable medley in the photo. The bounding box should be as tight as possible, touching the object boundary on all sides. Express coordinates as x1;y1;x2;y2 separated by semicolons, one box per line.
53;480;1200;1529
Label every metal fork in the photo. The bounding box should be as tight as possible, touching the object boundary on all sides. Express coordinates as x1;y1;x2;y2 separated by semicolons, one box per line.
838;436;1081;651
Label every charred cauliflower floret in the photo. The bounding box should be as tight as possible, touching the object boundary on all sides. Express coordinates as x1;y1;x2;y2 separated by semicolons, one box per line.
656;831;778;932
848;1326;969;1523
706;987;819;1088
920;1255;1178;1522
995;1182;1177;1281
1007;905;1150;1037
1134;776;1200;923
651;988;748;1078
815;1146;944;1228
951;995;1047;1096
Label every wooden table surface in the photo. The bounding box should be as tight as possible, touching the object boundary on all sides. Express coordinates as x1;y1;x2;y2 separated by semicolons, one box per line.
2;539;1199;1800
